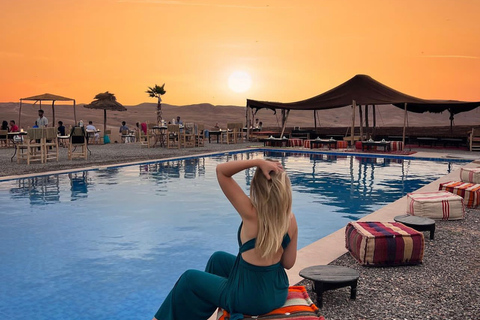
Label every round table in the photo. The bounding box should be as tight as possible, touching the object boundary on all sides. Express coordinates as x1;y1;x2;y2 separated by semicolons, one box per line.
299;265;359;308
394;214;435;240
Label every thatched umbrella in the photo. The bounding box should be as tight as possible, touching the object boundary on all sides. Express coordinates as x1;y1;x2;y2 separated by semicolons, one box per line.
20;93;76;128
83;92;127;133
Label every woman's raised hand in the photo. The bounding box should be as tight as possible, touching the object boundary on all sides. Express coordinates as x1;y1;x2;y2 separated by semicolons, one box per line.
259;160;283;180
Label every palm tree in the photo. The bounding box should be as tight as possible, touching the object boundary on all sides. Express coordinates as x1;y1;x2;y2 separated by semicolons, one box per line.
146;84;166;124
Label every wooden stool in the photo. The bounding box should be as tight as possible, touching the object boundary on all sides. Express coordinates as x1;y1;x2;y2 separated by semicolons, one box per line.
299;265;359;308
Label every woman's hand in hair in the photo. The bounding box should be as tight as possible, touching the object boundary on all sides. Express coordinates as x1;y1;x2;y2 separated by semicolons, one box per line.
259;160;283;180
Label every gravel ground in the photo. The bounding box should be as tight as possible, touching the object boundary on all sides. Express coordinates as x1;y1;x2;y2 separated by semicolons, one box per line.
297;210;480;320
0;142;259;178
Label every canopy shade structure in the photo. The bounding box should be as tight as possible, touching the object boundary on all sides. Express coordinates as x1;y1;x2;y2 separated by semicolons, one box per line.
246;74;480;142
83;92;127;133
19;93;76;128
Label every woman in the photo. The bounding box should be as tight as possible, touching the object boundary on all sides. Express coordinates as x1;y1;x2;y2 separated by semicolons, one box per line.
1;120;9;131
153;159;298;320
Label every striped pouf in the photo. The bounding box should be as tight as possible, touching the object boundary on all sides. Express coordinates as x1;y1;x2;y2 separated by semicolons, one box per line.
406;191;465;220
439;181;480;208
288;138;303;147
345;222;424;266
336;141;348;149
390;141;404;151
460;167;480;184
216;286;324;320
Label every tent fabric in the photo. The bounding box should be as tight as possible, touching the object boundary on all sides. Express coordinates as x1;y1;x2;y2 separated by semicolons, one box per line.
247;74;480;114
21;93;75;101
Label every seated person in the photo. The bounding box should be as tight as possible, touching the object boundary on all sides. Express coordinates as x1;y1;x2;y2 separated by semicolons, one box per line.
86;121;100;143
57;121;66;136
119;121;129;134
9;120;19;132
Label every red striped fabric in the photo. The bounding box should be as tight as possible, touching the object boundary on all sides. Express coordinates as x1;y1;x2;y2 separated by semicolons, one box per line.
439;181;480;208
345;222;424;266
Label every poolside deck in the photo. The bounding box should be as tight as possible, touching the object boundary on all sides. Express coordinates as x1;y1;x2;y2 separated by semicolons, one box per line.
1;143;479;319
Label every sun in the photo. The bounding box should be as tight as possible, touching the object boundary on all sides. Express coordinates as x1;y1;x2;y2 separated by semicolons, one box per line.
228;71;252;93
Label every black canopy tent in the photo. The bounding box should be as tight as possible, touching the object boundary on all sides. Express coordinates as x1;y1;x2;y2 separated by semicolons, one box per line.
19;93;76;128
246;75;480;145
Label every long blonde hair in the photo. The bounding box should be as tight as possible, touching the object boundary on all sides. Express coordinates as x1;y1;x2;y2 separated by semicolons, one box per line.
250;163;292;259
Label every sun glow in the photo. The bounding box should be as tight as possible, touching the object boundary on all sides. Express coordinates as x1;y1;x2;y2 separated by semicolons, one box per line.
228;71;252;93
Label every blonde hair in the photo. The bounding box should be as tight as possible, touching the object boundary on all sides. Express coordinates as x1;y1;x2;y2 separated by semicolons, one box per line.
250;164;292;259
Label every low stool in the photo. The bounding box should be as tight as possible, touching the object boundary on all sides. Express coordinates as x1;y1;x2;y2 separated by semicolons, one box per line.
345;221;424;266
439;181;480;208
406;191;465;220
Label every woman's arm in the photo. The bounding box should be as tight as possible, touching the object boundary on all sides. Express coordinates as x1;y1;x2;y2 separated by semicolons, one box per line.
281;214;298;270
216;159;283;220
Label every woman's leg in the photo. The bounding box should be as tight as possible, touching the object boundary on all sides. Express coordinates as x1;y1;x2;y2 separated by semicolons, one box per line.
154;269;229;320
205;251;236;278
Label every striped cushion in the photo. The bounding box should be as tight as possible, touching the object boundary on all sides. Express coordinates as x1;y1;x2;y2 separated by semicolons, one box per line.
288;138;303;147
345;222;424;266
216;286;324;320
439;181;480;208
390;141;403;151
460;167;480;184
406;191;465;220
336;141;348;149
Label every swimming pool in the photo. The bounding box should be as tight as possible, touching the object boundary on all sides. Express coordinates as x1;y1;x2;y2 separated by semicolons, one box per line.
0;150;466;319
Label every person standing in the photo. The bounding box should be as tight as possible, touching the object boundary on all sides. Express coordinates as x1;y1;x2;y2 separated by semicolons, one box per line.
37;109;48;127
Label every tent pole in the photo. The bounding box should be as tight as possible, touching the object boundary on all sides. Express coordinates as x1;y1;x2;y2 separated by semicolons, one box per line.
246;104;251;141
73;100;77;124
372;104;376;137
351;100;356;147
402;103;407;147
314;110;317;130
19;100;22;128
104;109;107;134
359;104;363;141
365;105;369;139
52;101;56;127
280;109;290;138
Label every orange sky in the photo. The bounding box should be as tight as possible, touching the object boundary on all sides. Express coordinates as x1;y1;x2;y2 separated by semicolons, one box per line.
1;0;479;106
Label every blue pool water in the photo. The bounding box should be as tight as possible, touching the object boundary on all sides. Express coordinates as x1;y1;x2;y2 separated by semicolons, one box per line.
0;150;466;319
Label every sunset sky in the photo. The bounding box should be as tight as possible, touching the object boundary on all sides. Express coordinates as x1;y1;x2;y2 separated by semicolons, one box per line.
1;0;479;106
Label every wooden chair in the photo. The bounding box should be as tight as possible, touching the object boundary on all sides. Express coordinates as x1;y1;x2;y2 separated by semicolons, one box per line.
0;130;8;148
139;123;155;148
469;128;480;151
44;127;59;162
167;124;181;149
182;123;195;148
225;122;243;144
195;124;205;147
68;127;88;160
17;128;44;164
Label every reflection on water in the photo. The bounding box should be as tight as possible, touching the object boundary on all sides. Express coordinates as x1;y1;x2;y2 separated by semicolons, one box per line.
69;171;91;200
9;175;60;205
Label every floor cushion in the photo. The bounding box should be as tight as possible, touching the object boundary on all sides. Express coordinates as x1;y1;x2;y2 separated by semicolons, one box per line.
460;167;480;184
345;221;424;266
216;286;324;320
439;181;480;208
406;191;465;220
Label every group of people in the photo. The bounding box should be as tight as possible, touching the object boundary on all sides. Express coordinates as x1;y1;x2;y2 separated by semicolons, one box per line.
1;120;19;132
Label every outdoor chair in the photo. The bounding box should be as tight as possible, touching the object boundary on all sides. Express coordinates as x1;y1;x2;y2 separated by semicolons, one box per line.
68;126;88;160
44;127;59;162
469;128;480;151
167;124;181;149
121;130;135;143
182;123;195;148
195;124;205;147
0;130;8;148
17;128;44;165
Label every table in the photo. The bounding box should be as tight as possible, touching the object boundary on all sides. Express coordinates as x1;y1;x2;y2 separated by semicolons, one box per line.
152;126;167;147
394;214;435;240
208;130;222;143
309;139;337;150
8;132;27;162
299;265;359;308
361;141;391;152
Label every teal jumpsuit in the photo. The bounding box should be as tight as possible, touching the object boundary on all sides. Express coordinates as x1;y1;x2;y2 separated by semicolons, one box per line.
154;223;290;320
